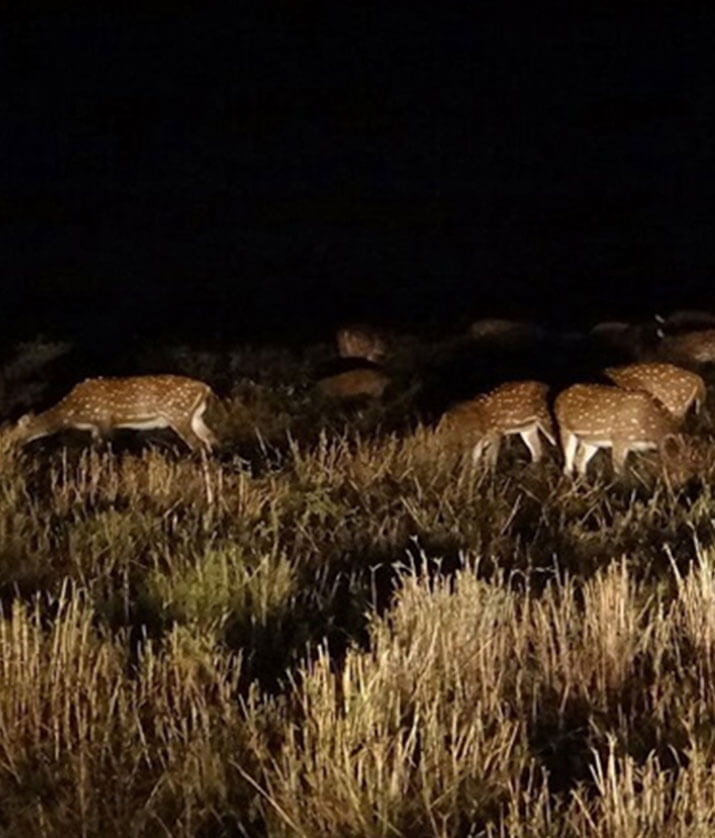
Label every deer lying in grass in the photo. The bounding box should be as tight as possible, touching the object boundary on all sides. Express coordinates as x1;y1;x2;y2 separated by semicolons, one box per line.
14;375;218;453
554;383;690;477
438;380;556;466
335;324;388;364
316;368;391;401
604;362;706;422
589;321;637;354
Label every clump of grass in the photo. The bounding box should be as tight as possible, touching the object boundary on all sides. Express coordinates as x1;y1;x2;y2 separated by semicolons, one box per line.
243;564;536;837
0;584;256;835
241;552;715;836
142;544;297;645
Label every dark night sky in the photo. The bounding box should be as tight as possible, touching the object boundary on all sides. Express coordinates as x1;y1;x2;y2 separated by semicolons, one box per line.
5;6;715;348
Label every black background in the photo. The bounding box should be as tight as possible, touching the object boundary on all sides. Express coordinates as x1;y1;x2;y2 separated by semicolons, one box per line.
6;6;715;352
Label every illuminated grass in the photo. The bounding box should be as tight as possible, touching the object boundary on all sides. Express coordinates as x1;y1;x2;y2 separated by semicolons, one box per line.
0;345;713;835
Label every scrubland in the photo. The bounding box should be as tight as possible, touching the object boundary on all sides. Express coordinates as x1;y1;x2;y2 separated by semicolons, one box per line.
2;337;715;836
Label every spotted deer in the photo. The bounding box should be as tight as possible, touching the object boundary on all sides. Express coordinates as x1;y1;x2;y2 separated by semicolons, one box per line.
654;329;715;367
438;380;556;466
335;324;388;364
555;383;680;476
14;375;218;453
604;362;706;422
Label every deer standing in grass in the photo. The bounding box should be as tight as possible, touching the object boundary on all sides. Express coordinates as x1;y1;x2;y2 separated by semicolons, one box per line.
604;362;706;422
336;325;388;364
555;383;681;476
438;380;556;466
14;375;218;453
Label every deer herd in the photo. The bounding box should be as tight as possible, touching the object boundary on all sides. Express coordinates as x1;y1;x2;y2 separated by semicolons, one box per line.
9;311;715;482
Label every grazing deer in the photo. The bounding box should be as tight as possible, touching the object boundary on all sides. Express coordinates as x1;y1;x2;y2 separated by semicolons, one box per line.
654;329;715;367
555;383;679;476
438;380;556;466
335;324;387;364
604;362;706;422
14;375;218;453
316;368;391;401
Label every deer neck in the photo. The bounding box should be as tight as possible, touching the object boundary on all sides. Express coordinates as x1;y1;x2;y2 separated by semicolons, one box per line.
20;406;69;443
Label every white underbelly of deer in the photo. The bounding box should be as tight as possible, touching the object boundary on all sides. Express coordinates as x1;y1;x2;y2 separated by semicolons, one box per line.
575;438;615;448
503;421;541;436
114;417;171;430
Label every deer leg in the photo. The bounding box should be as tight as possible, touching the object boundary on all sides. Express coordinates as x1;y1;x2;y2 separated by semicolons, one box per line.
520;426;543;463
169;421;204;453
193;417;217;452
576;442;599;476
561;430;578;475
485;433;501;468
89;424;112;451
191;405;217;452
611;441;629;475
538;417;557;448
471;436;487;464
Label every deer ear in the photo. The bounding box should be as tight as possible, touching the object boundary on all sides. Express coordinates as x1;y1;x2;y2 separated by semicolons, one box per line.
656;327;665;340
654;313;665;324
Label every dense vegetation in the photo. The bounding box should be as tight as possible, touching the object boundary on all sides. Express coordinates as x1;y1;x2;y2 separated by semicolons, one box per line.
1;335;715;836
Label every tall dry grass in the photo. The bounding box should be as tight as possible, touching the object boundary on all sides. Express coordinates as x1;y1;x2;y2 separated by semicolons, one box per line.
0;342;713;834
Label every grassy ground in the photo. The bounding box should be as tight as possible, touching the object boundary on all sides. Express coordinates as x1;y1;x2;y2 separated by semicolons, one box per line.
2;336;715;836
